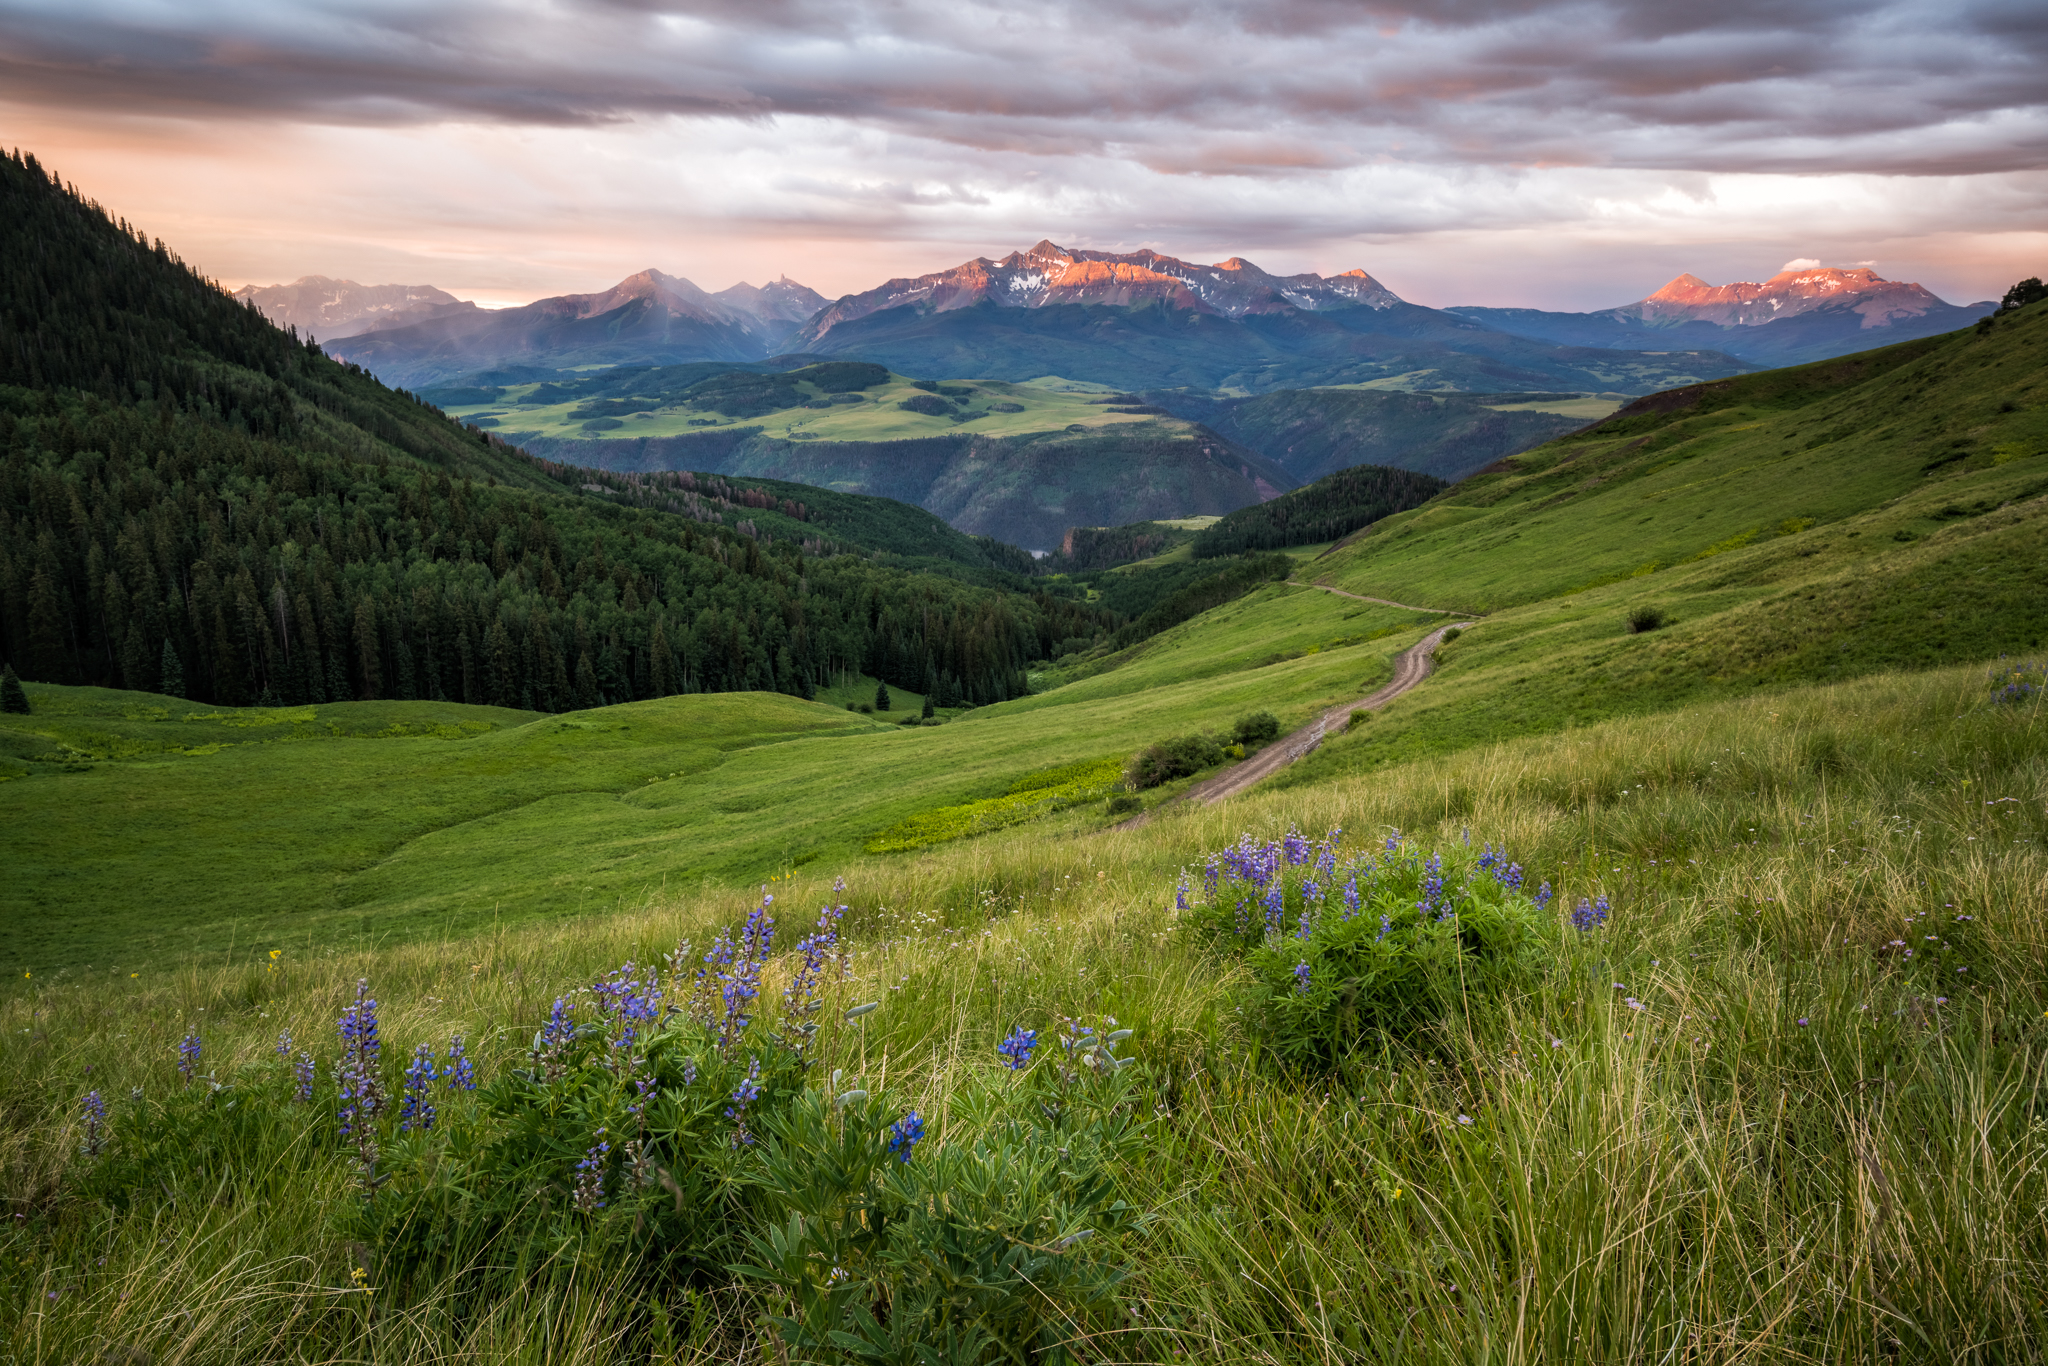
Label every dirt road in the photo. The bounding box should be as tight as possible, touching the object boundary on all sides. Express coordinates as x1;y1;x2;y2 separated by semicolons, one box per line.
1301;581;1476;616
1116;619;1472;827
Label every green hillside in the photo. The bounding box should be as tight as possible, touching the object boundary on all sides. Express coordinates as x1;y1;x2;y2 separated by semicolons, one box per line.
0;150;1103;717
7;145;2048;1366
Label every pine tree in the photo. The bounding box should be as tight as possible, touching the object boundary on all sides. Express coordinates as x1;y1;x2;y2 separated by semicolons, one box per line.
922;693;934;719
160;639;185;698
1;664;29;714
875;680;891;711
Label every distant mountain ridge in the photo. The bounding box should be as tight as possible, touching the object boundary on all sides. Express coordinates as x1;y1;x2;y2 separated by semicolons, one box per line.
1450;267;1993;368
311;270;826;386
232;277;475;340
790;239;1401;348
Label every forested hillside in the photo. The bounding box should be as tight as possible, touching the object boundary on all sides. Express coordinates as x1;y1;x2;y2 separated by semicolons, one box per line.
0;150;1108;710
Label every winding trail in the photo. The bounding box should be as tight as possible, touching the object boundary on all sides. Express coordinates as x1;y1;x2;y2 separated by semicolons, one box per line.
1115;618;1473;828
1301;581;1478;616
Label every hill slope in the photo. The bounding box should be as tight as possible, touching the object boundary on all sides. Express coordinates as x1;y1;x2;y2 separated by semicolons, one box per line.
0;151;1102;713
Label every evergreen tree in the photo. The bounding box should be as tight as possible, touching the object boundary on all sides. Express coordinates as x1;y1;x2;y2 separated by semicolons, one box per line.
875;680;891;711
922;694;934;719
1;664;29;714
160;639;185;699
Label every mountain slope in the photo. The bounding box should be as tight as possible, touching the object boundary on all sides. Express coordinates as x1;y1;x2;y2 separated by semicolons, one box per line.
1451;267;1993;368
0;150;1105;713
325;268;826;387
796;297;1747;395
1132;387;1594;483
232;276;475;339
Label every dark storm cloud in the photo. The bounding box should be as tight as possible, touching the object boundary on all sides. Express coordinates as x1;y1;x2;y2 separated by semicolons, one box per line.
2;0;2042;176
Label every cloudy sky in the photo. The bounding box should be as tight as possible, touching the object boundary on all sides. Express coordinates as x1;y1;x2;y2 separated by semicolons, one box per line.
3;0;2043;309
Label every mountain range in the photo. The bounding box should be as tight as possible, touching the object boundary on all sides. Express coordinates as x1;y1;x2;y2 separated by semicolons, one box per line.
301;246;1990;396
1450;267;1992;368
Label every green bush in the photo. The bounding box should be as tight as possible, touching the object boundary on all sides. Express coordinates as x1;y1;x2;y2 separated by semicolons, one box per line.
1627;606;1667;634
1231;711;1281;747
1183;830;1551;1066
1127;732;1229;789
1106;793;1142;816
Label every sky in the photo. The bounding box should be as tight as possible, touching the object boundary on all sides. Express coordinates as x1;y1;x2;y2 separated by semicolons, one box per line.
2;0;2043;311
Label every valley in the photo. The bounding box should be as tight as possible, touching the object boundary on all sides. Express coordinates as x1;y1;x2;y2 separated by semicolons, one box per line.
4;144;2047;1366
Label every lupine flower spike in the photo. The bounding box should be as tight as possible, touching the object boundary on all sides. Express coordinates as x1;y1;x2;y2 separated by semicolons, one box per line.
888;1110;925;1162
398;1044;436;1132
444;1034;476;1091
79;1090;106;1158
336;979;385;1174
997;1026;1038;1070
176;1033;201;1085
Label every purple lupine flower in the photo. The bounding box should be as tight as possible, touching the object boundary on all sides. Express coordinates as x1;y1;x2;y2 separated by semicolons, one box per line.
1262;883;1285;937
573;1128;610;1211
1283;827;1311;866
1302;880;1322;906
997;1026;1038;1070
1570;897;1609;931
79;1090;106;1158
1385;828;1401;853
1498;862;1525;892
1342;875;1361;919
1534;882;1554;912
1378;912;1393;942
293;1051;316;1103
1202;859;1220;899
682;1057;699;1087
725;1056;763;1144
175;1033;201;1085
1174;875;1190;912
1293;962;1312;994
336;979;385;1171
784;903;846;1016
888;1110;925;1163
1297;902;1315;940
1477;844;1500;873
1418;854;1446;919
275;1030;293;1057
444;1035;475;1092
398;1044;436;1132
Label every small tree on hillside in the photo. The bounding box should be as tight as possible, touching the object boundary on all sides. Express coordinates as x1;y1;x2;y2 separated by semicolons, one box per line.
159;640;185;699
922;694;934;719
1;665;29;714
875;680;891;712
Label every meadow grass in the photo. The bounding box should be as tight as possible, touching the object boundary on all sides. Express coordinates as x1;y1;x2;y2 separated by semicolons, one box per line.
454;374;1167;444
0;594;1422;968
5;658;2043;1362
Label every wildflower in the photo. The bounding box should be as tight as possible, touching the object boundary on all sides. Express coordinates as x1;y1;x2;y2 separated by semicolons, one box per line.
398;1044;436;1132
1377;912;1392;942
79;1090;106;1159
175;1033;201;1085
1570;897;1609;932
1457;1114;1474;1126
725;1056;763;1143
1418;854;1446;919
1262;883;1285;937
785;904;846;1018
293;1051;316;1103
1342;875;1361;918
1293;962;1312;994
275;1030;293;1057
336;979;385;1170
1797;1018;1809;1027
536;998;574;1081
443;1034;476;1092
573;1128;610;1212
1534;882;1554;913
1174;874;1190;912
997;1026;1038;1071
1385;828;1400;853
1283;827;1311;866
1498;862;1525;893
888;1110;925;1163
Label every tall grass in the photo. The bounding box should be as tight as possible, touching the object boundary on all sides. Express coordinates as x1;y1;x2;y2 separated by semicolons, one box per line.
4;661;2043;1362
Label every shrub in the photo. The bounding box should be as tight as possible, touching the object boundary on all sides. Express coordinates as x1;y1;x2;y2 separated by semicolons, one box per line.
1181;829;1552;1066
1349;708;1369;727
1127;733;1229;789
1441;627;1463;643
1627;606;1667;634
1106;794;1142;816
897;394;955;416
1231;711;1281;748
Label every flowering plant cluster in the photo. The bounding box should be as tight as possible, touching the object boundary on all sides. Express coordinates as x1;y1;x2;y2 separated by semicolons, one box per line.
1183;826;1556;1064
1988;658;2045;705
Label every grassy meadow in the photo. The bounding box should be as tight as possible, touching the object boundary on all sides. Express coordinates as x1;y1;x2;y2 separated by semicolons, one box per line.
6;302;2047;1364
448;372;1176;445
5;659;2044;1362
